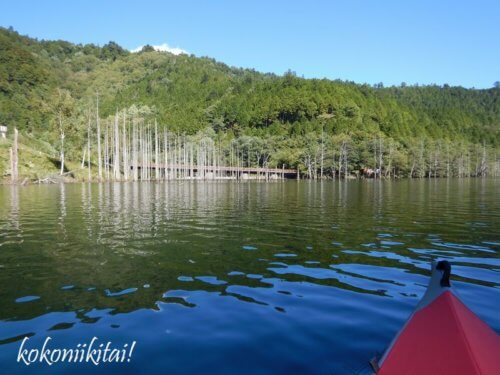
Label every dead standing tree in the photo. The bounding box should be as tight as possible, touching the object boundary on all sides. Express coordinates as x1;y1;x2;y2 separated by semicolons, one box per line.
96;93;103;181
10;128;19;183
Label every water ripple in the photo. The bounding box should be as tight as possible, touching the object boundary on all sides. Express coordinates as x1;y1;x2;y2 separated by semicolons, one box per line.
0;180;498;373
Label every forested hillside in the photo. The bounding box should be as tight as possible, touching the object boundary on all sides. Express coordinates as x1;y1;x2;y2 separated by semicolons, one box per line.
0;27;498;180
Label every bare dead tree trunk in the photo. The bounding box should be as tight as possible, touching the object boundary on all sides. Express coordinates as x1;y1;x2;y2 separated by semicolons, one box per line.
434;142;439;178
190;142;194;178
167;129;170;180
386;141;393;178
149;124;153;180
59;113;65;175
446;143;450;177
155;120;159;180
81;148;86;168
320;127;324;179
11;128;18;183
87;112;92;181
465;147;470;177
122;111;128;181
418;139;425;178
378;137;383;179
132;117;138;181
344;140;349;178
96;93;102;181
113;112;120;180
410;157;415;178
480;142;487;177
140;123;144;180
339;149;343;179
332;147;336;179
104;121;109;181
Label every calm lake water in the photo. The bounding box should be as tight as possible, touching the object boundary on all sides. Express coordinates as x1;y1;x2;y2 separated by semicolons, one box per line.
0;180;499;374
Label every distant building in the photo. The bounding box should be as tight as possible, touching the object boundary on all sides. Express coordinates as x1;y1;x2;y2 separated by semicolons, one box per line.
0;125;7;139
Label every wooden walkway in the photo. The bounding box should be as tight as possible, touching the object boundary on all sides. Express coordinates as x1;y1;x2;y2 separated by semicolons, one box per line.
132;164;298;177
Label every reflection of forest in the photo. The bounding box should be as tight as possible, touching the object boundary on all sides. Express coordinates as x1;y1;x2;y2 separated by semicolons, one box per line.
0;179;498;323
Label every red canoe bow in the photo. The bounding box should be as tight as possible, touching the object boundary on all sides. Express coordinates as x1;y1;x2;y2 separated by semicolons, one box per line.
373;261;500;375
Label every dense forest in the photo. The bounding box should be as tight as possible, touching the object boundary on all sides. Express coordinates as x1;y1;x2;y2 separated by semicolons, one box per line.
0;27;499;181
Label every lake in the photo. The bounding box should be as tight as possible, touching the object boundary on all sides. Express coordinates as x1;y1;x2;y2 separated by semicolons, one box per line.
0;179;498;374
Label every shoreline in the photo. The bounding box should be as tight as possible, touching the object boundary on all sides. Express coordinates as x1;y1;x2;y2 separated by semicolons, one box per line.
1;175;497;186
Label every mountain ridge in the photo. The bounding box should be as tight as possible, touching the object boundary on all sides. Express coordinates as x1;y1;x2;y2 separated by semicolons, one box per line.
0;27;498;180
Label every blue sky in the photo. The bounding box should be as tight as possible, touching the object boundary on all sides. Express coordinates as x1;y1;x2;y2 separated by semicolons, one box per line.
1;0;498;88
